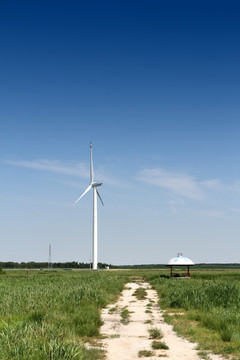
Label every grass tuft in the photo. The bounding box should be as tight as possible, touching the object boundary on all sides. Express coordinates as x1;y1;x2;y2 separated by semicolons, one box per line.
145;309;152;314
108;306;118;314
138;350;153;357
197;350;211;360
149;327;163;339
134;287;147;300
120;306;131;325
152;340;169;350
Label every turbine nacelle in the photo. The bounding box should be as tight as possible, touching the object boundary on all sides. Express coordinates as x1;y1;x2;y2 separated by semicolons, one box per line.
91;182;103;188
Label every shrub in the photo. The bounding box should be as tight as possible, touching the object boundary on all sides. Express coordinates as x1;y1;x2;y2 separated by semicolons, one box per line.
149;327;163;339
152;340;169;350
138;350;153;357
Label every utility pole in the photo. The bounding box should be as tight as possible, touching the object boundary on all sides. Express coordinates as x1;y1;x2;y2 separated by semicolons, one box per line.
48;244;52;269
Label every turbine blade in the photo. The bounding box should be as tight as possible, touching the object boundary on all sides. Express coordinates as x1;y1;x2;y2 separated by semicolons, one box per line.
73;184;92;205
96;189;104;206
90;142;94;183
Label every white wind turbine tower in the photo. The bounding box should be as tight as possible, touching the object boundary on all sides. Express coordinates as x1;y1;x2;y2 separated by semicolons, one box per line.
73;142;104;270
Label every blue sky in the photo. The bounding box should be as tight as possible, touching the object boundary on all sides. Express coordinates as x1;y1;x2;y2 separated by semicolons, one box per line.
1;0;240;264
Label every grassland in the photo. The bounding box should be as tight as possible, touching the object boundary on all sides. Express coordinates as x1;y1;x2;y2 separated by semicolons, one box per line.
1;268;240;359
144;268;240;359
0;270;128;360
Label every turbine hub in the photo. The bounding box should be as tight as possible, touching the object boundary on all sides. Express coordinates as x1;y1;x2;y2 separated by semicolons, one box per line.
92;182;103;188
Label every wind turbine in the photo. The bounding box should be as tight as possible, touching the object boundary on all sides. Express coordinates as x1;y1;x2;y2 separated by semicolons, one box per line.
73;142;104;270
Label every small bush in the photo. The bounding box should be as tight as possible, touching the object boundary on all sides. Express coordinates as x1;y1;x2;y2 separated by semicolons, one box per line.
138;350;153;357
152;340;169;350
149;327;163;339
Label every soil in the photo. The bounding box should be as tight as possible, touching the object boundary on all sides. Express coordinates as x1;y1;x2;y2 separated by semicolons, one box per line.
100;281;225;360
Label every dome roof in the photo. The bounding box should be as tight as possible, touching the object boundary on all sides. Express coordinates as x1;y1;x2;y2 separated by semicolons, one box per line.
168;254;194;266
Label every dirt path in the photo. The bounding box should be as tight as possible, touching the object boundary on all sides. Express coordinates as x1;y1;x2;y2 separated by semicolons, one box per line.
100;281;224;360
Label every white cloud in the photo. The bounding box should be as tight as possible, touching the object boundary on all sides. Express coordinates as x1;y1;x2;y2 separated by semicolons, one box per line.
5;159;89;178
138;168;204;200
138;168;220;201
4;159;127;187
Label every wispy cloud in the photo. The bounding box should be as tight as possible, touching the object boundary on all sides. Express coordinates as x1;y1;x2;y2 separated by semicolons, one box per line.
4;159;89;178
138;168;220;201
4;158;127;187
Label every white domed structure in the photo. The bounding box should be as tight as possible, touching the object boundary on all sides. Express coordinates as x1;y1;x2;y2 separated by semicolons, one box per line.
167;253;194;277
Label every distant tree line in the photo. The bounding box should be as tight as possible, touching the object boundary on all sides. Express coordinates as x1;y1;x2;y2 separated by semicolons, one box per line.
0;261;112;269
1;262;240;270
116;264;166;269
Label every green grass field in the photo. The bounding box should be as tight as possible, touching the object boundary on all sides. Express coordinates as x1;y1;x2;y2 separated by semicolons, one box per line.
144;268;240;359
0;270;128;360
1;268;240;359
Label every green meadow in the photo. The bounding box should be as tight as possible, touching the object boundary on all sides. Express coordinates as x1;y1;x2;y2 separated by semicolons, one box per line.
144;268;240;359
0;270;127;360
1;268;240;359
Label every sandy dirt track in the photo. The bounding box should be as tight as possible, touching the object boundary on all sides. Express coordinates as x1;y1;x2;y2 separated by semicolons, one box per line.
100;281;224;360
